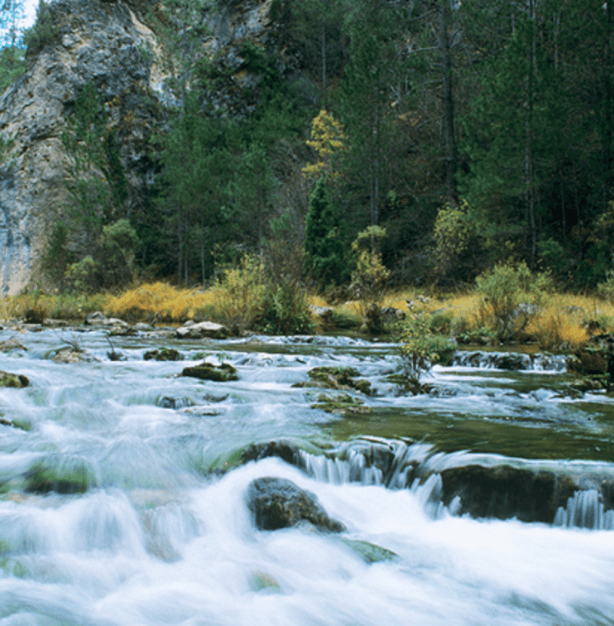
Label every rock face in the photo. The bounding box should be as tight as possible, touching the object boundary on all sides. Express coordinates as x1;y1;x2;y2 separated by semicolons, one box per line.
0;0;288;294
246;476;346;532
0;0;162;295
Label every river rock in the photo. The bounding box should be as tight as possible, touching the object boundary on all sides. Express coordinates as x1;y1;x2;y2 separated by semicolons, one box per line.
310;306;334;325
0;371;29;388
0;338;27;351
439;464;577;523
85;312;129;328
303;366;371;395
181;362;239;382
24;455;95;494
381;306;406;321
52;347;98;363
247;477;345;532
241;441;301;466
176;321;229;339
144;348;182;361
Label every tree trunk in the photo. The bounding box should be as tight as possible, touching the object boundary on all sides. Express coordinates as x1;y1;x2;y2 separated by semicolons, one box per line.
440;0;457;205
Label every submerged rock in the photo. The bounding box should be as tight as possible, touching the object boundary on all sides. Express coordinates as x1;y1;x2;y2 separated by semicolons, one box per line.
339;538;398;564
249;570;281;592
0;371;29;388
181;362;239;382
246;477;346;532
157;396;193;409
311;393;371;415
24;456;95;494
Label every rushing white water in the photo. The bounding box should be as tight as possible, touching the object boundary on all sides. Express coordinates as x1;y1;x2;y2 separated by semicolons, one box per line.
1;329;614;625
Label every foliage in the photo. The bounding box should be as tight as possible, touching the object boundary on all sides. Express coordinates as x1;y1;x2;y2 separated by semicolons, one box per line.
254;280;314;335
433;199;482;284
99;219;139;287
0;131;15;166
597;270;614;304
23;0;57;57
65;256;100;294
0;46;25;93
42;222;73;288
211;255;266;332
350;226;390;305
398;297;455;383
475;261;553;341
302;109;347;179
303;177;346;286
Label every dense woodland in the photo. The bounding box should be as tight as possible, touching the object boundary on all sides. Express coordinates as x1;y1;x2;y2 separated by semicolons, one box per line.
2;0;614;294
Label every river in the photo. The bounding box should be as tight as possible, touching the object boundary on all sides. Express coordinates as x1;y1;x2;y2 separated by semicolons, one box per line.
1;327;613;625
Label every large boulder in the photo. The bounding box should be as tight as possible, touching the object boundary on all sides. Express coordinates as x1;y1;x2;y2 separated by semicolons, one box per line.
176;321;229;340
246;477;345;532
439;464;577;523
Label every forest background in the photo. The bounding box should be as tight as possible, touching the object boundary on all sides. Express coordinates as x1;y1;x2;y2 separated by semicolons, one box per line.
1;0;614;299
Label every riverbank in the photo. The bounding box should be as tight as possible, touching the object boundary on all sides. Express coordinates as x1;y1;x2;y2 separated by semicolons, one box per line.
2;282;613;351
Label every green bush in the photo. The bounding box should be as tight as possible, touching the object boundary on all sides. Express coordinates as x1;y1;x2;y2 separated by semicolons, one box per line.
475;261;552;341
65;256;100;294
398;301;455;383
597;270;614;303
254;280;314;335
350;226;390;306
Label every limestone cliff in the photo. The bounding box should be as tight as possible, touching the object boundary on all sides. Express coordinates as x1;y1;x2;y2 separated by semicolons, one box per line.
0;0;286;295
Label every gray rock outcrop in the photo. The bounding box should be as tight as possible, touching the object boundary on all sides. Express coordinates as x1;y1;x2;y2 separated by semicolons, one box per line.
0;0;291;294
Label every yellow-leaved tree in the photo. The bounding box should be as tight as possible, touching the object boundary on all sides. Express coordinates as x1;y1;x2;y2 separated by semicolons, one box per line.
302;109;347;180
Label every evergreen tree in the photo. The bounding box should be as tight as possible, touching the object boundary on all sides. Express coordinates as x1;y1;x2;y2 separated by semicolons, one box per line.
303;176;345;285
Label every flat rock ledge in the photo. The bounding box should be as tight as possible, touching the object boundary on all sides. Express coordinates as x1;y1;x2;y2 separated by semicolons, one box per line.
246;476;346;532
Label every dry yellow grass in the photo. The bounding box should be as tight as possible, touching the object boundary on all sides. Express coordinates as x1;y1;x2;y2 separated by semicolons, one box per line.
1;280;611;352
106;282;220;323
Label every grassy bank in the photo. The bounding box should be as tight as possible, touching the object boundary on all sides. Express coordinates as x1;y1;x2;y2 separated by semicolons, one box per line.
2;281;613;351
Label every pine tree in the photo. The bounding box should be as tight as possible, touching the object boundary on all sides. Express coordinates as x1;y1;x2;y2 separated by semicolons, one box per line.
303;177;345;286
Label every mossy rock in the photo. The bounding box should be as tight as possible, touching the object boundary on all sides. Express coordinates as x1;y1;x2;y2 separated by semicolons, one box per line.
0;371;29;388
311;393;371;415
305;367;371;395
246;476;345;532
144;348;182;361
181;362;239;382
24;456;94;494
439;464;577;523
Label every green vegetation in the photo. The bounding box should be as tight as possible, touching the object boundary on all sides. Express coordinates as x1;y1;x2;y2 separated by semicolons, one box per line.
3;0;614;341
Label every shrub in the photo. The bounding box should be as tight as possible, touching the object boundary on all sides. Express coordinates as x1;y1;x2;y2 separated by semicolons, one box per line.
475;261;552;341
23;0;58;59
254;280;314;335
398;299;455;383
212;255;266;332
349;226;390;307
597;270;614;303
65;256;100;294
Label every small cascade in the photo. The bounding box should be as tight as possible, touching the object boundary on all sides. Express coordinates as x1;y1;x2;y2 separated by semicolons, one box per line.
298;440;435;488
452;351;568;372
554;490;614;530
